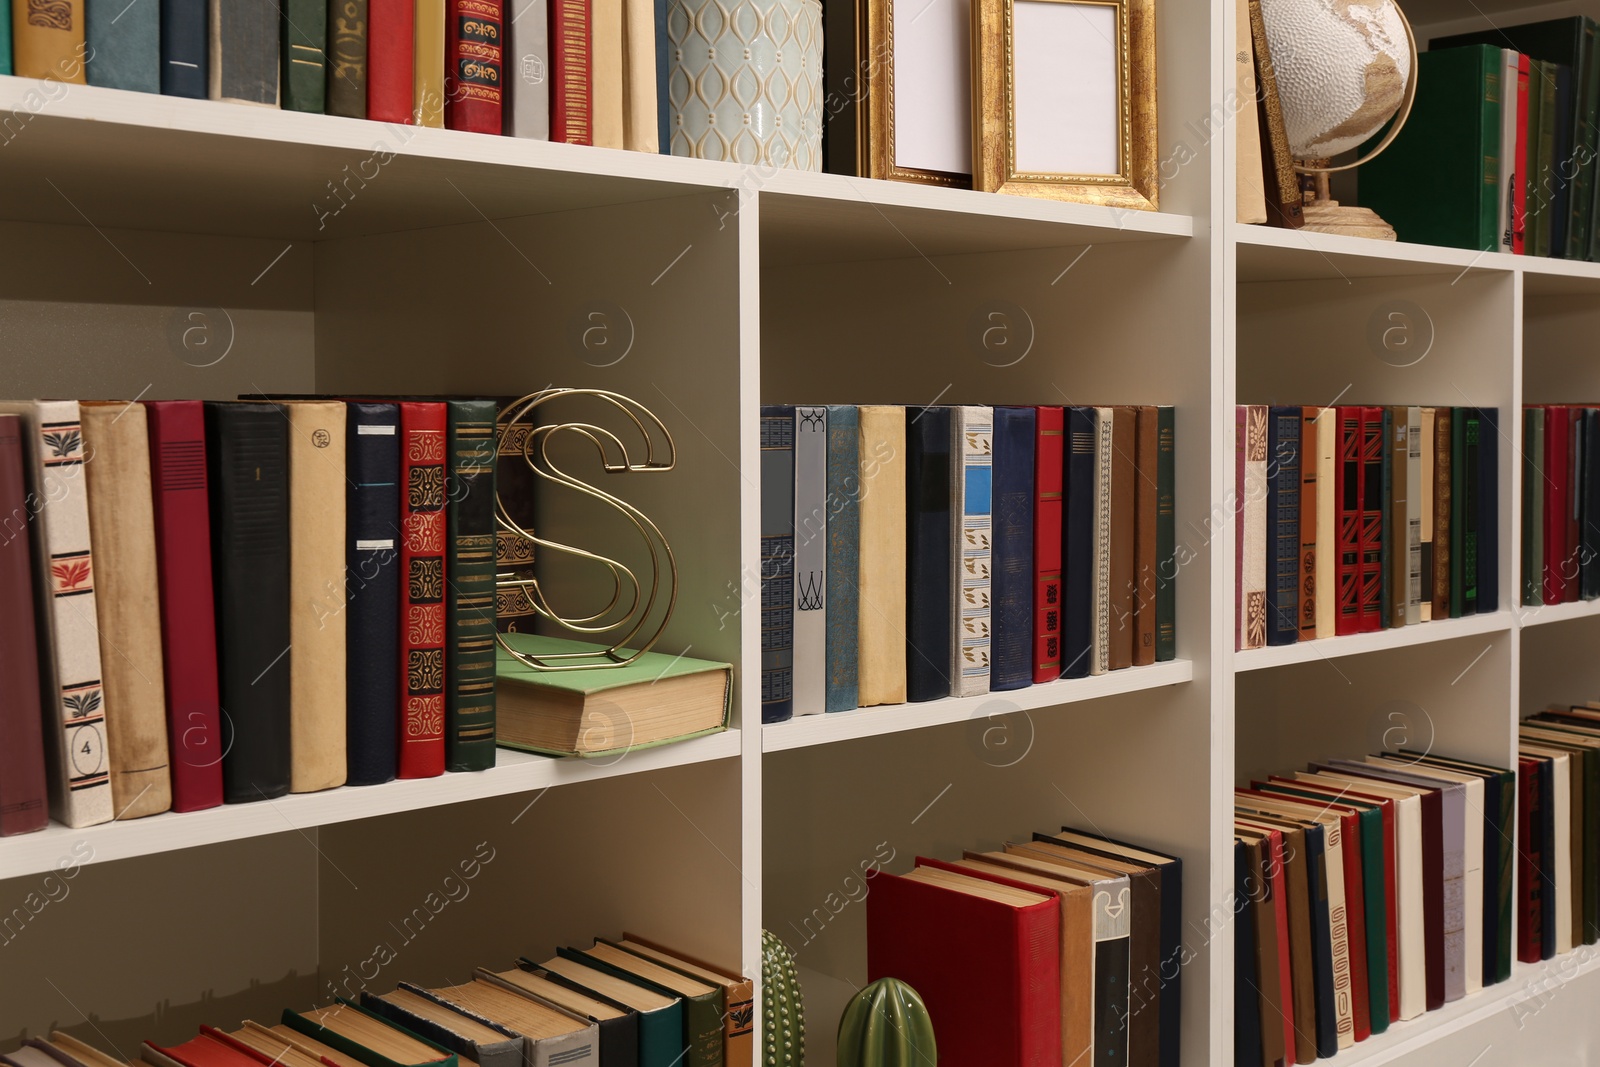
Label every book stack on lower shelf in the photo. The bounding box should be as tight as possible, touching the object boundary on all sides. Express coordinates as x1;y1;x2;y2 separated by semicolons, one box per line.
1521;406;1600;607
867;826;1181;1067
1235;751;1517;1066
1518;705;1600;965
1235;406;1499;652
760;403;1177;725
2;935;750;1067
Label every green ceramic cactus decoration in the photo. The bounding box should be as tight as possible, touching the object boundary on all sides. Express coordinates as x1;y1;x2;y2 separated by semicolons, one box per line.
836;977;936;1067
762;930;806;1067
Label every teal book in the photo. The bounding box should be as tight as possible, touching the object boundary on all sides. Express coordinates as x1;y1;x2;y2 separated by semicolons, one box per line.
824;405;860;711
444;399;498;772
544;951;687;1067
86;0;159;91
1358;45;1502;251
0;0;9;75
282;0;329;111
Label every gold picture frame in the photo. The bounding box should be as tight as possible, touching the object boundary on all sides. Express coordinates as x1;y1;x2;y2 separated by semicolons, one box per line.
861;0;974;187
972;0;1158;209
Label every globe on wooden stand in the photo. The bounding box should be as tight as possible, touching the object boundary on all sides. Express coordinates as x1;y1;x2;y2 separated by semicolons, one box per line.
1260;0;1420;240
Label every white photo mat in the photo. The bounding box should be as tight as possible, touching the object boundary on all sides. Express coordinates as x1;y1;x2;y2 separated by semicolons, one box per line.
891;0;973;176
1012;0;1120;176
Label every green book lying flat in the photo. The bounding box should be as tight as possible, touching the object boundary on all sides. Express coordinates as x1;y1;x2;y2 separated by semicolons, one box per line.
495;633;731;757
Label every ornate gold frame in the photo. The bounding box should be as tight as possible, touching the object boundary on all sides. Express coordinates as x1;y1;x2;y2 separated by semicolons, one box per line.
861;0;973;187
972;0;1158;209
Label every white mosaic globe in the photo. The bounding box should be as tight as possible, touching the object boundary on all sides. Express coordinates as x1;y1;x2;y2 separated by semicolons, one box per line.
1260;0;1411;159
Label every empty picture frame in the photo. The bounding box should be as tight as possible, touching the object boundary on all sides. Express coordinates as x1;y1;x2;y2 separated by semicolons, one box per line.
973;0;1158;208
863;0;974;186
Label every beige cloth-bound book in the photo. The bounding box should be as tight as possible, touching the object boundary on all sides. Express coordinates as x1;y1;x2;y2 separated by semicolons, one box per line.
1235;0;1268;224
591;0;626;148
415;0;447;126
80;402;172;820
857;405;906;706
623;0;658;151
287;401;348;792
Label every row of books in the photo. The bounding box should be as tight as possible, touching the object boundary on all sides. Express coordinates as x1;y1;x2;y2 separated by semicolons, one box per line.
867;826;1181;1067
1517;703;1600;964
4;935;752;1067
0;397;732;837
759;404;1177;723
1521;405;1600;606
4;0;655;146
1234;406;1499;652
1234;751;1521;1067
1360;21;1600;257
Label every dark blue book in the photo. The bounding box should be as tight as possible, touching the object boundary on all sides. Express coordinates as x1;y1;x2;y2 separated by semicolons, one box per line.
345;402;402;786
1463;409;1482;614
990;407;1035;690
1266;407;1300;645
1061;407;1096;678
1301;821;1337;1058
1234;840;1263;1067
824;405;859;711
905;406;952;702
161;0;208;96
760;407;795;724
1583;409;1600;600
1477;407;1499;612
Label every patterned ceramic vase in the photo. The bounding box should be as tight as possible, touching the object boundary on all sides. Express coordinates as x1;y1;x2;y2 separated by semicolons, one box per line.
667;0;822;170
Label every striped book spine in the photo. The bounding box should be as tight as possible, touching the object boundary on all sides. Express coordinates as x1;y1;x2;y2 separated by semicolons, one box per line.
951;406;993;696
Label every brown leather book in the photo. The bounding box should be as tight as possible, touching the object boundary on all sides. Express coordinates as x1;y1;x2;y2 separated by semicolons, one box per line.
1132;406;1159;667
1248;0;1303;229
11;0;88;81
1109;406;1137;671
1240;815;1315;1063
1244;834;1286;1067
80;402;171;820
1433;407;1452;620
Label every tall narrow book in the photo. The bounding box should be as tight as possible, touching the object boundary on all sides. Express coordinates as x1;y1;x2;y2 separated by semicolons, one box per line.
588;0;621;146
415;0;446;124
1062;408;1095;677
1266;406;1300;646
281;0;328;110
444;400;499;771
1107;407;1136;670
1155;406;1176;660
858;405;906;705
162;0;208;95
952;406;993;695
759;406;795;723
1132;406;1159;666
504;0;550;137
1315;408;1336;637
548;0;591;142
369;0;416;122
1298;408;1318;641
445;0;504;132
0;415;48;836
327;0;369;116
86;0;159;91
11;0;85;80
792;406;829;713
1034;406;1065;680
397;402;448;778
616;935;754;1067
991;406;1035;689
346;403;402;786
210;0;281;103
1240;406;1267;650
906;406;952;702
824;405;859;712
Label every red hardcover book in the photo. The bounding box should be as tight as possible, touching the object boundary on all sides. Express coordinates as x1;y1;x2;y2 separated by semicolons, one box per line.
369;0;417;123
445;0;504;132
1513;54;1530;255
1298;408;1318;641
1567;407;1582;602
1253;827;1295;1066
144;400;226;813
397;401;448;779
1517;756;1543;964
549;0;592;144
143;1032;264;1067
0;415;49;836
1033;405;1064;681
1357;406;1384;632
1335;407;1361;635
868;865;1061;1067
1544;405;1571;604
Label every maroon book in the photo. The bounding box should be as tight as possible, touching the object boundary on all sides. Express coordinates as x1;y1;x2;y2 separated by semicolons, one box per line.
0;415;49;835
1334;407;1361;636
145;401;225;812
1032;406;1064;682
1517;756;1545;964
445;0;504;132
397;401;448;779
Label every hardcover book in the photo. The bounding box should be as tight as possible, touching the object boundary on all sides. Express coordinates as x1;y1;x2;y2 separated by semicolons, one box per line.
824;405;859;711
162;0;207;95
415;0;446;124
445;0;503;131
616;934;754;1067
1155;406;1176;660
581;942;720;1067
539;953;685;1067
415;979;600;1066
1359;406;1384;632
0;415;48;836
548;0;592;142
1132;406;1158;666
905;406;952;702
1314;408;1336;638
1265;406;1299;646
1298;408;1318;641
369;0;416;122
346;403;402;786
444;400;499;771
1033;406;1064;680
991;406;1035;689
589;0;622;146
11;0;85;80
1249;0;1303;227
857;405;906;705
210;0;281;103
281;0;328;110
1406;406;1423;624
620;0;655;150
327;0;369;116
1388;407;1409;629
1107;408;1136;671
494;967;639;1067
759;406;795;723
1239;406;1267;650
951;406;994;695
86;0;158;90
1476;408;1499;612
504;0;549;137
362;987;522;1067
284;1002;459;1067
1062;407;1095;677
1434;407;1453;618
397;402;448;778
792;406;829;713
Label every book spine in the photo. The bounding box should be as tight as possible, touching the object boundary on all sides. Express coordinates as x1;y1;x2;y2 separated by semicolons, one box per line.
445;401;499;771
1476;408;1499;613
1514;55;1529;254
1451;407;1469;617
991;407;1035;688
1545;406;1568;603
1241;406;1267;650
1063;408;1094;677
1406;407;1423;625
824;405;859;712
1155;406;1176;661
653;0;667;148
493;399;537;632
1568;408;1583;602
1524;407;1537;605
396;402;448;779
793;406;831;712
0;0;12;75
1094;406;1118;668
1234;407;1244;649
1388;406;1408;628
12;0;86;80
1315;409;1336;638
1434;407;1453;618
1552;62;1575;257
161;0;207;95
1584;409;1600;599
759;407;795;723
80;404;172;820
1537;61;1557;257
1359;406;1383;632
1498;49;1516;252
286;403;348;792
369;0;416;122
1249;0;1303;227
282;0;328;110
1131;406;1158;667
904;406;952;703
1575;22;1599;257
1480;48;1504;251
1298;408;1318;641
415;0;446;124
952;406;993;695
1530;408;1545;603
548;0;592;143
0;417;49;836
1379;406;1393;626
209;0;280;104
1093;875;1134;1066
445;0;503;132
1266;406;1299;646
205;403;292;803
621;0;655;149
1336;407;1359;636
327;0;369;116
86;0;158;90
346;403;402;786
858;406;907;706
504;0;549;137
588;0;621;147
1034;406;1065;680
144;402;224;813
1518;760;1542;963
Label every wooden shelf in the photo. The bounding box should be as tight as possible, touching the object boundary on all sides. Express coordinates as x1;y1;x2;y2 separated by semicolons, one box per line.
761;660;1194;752
1235;613;1513;673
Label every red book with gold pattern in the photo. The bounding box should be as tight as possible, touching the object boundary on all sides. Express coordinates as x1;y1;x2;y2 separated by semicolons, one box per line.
1358;406;1384;633
1032;406;1064;682
549;0;592;143
1335;407;1361;636
398;401;448;779
446;0;504;132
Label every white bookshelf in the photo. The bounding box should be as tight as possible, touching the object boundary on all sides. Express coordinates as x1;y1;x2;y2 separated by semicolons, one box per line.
5;0;1600;1062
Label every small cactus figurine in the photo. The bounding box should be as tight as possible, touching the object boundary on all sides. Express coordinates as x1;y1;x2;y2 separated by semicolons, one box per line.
836;977;936;1067
762;930;806;1067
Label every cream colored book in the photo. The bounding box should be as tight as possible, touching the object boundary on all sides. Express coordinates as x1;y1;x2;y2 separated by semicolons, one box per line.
622;0;657;151
1234;0;1267;224
415;0;446;126
80;402;171;820
287;401;348;792
591;0;625;148
951;405;992;696
1314;408;1336;637
857;405;906;705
